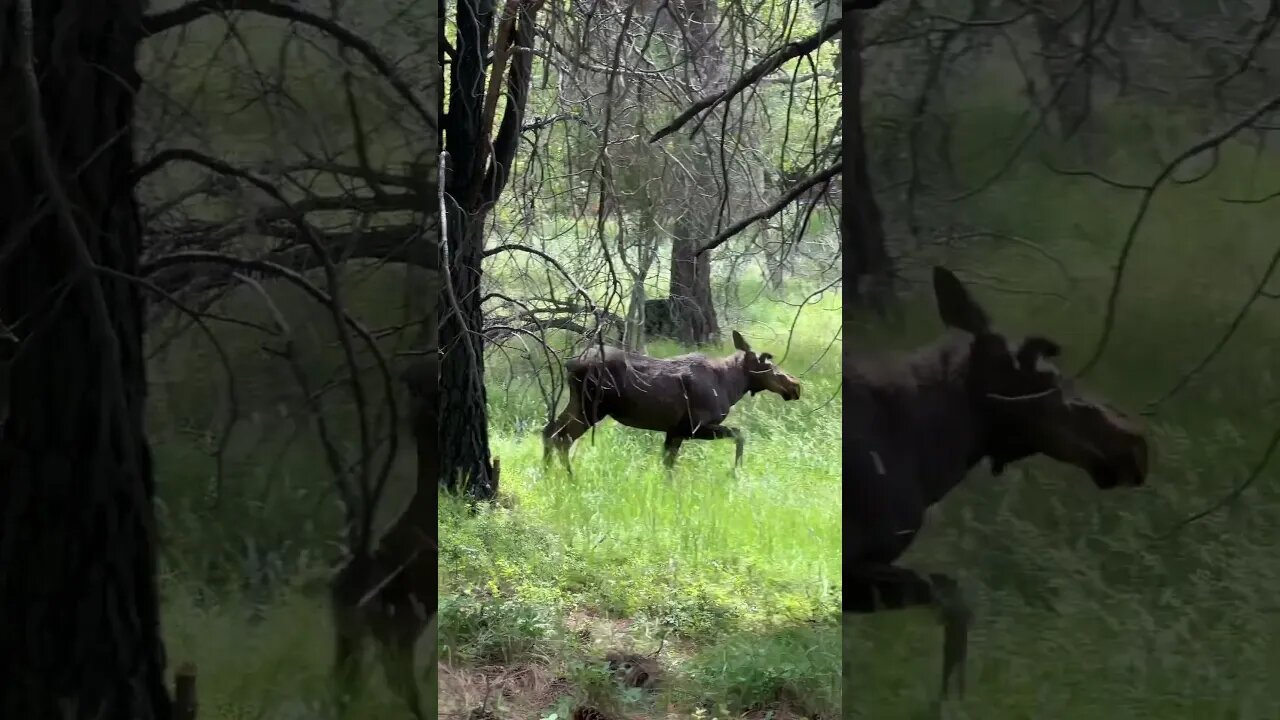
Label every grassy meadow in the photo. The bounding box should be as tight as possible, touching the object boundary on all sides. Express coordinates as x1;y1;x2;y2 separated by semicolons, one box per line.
142;267;842;720
439;279;843;718
849;87;1280;718
134;5;843;717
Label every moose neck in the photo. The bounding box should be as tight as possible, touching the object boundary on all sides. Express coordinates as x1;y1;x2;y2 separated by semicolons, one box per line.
851;334;995;506
717;352;753;404
923;337;1009;504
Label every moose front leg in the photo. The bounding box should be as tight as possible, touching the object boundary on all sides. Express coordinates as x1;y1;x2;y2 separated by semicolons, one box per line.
542;408;592;476
662;433;685;475
689;424;744;470
849;562;972;700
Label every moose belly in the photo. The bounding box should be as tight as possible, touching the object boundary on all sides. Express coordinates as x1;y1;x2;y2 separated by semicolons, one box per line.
608;404;697;433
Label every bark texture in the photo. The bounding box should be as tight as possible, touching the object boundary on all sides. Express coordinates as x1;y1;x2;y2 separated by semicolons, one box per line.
439;0;538;496
846;10;893;312
0;1;171;718
668;214;720;344
665;0;722;346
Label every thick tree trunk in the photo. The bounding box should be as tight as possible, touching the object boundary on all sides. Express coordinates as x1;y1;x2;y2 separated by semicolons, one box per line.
0;2;172;718
664;0;724;346
439;0;538;497
438;214;495;497
668;221;720;345
438;0;496;498
847;10;893;312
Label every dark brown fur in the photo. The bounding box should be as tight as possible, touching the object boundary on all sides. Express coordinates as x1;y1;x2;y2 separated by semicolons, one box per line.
849;267;1150;700
543;330;801;474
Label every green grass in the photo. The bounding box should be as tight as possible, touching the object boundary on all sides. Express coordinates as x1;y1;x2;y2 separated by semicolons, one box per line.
133;18;1280;717
439;281;842;718
847;90;1280;717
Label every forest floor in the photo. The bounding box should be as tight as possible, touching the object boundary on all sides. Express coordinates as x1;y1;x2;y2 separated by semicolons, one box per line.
436;290;843;719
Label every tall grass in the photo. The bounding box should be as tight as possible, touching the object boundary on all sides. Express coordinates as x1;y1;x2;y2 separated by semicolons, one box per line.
849;88;1280;717
439;279;843;718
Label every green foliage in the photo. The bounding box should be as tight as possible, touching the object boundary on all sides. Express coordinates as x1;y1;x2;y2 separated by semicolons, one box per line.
438;590;562;665
682;625;841;714
439;278;842;716
849;89;1280;717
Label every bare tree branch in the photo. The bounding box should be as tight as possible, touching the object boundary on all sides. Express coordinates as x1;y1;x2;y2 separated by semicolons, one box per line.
649;15;842;143
695;161;840;257
1078;89;1280;376
140;0;436;132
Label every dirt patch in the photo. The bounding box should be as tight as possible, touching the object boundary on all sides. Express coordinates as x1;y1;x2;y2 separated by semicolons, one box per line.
604;650;661;689
740;705;823;719
438;661;571;719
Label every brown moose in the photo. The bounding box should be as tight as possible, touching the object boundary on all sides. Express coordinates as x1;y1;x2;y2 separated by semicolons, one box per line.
543;330;801;474
849;267;1150;702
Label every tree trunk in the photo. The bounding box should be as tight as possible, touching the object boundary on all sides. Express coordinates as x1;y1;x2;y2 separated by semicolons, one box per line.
439;213;495;497
1035;5;1093;143
439;0;539;497
668;220;720;345
0;2;172;718
439;0;493;498
764;242;787;290
665;0;723;346
846;10;893;313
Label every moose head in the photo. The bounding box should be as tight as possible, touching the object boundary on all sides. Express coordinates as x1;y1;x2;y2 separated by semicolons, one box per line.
732;330;801;402
932;267;1149;489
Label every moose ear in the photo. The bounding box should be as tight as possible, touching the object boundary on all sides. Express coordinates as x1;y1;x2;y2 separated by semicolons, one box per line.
933;266;990;335
732;330;752;353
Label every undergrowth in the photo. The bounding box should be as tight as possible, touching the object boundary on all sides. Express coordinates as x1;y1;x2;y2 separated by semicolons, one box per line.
438;282;843;719
848;85;1280;717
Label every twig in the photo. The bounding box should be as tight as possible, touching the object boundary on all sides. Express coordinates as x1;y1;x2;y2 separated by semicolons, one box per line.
1155;422;1280;540
649;15;842;143
1078;88;1280;376
141;0;436;132
694;162;840;257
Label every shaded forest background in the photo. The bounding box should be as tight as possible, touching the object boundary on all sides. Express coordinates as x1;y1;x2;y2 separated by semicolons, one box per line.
850;0;1280;717
35;0;847;718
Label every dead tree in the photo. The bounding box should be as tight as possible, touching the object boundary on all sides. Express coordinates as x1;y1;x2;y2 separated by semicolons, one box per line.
664;0;725;346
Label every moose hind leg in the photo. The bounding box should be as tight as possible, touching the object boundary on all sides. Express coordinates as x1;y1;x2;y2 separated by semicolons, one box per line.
849;563;972;700
689;424;744;470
